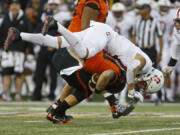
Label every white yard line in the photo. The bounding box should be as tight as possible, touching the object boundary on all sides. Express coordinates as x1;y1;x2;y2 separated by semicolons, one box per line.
24;120;47;123
90;128;180;135
0;102;180;106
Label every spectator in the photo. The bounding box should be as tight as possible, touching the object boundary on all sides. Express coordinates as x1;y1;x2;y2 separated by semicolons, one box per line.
0;0;33;101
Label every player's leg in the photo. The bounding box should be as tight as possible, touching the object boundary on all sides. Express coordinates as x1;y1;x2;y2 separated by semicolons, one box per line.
59;84;74;102
3;27;60;51
51;86;92;124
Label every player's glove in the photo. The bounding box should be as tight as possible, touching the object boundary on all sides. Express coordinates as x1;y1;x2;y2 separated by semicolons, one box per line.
128;89;144;103
163;66;174;75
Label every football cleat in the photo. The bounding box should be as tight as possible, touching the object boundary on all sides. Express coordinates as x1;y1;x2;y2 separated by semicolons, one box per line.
41;16;57;35
4;27;20;51
52;115;73;124
110;104;135;119
46;103;73;121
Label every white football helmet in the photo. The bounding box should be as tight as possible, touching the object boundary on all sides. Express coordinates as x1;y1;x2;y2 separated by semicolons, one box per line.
158;0;171;7
111;3;125;12
136;68;164;94
136;0;151;6
48;0;60;5
158;0;171;15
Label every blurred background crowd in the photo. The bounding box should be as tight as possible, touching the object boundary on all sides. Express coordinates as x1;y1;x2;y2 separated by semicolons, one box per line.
0;0;180;103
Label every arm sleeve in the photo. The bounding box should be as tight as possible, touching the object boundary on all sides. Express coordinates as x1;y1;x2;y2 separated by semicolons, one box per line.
171;36;180;60
126;59;141;85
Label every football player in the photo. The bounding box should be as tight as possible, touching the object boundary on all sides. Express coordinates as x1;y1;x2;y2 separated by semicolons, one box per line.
164;8;180;75
106;2;133;39
4;17;164;102
157;0;175;102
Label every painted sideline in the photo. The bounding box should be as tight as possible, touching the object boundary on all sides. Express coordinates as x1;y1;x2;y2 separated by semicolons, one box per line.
90;127;180;135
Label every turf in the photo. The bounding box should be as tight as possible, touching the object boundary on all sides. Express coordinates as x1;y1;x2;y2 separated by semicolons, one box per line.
0;102;180;135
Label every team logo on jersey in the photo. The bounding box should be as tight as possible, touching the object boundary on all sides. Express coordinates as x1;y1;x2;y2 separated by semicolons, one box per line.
106;32;111;36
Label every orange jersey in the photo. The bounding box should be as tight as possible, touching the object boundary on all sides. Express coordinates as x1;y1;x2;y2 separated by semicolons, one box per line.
68;0;109;32
83;51;120;76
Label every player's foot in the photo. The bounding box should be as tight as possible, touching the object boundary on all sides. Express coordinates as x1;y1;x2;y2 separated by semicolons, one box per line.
111;104;135;119
46;103;73;121
51;115;73;124
4;27;20;51
41;16;57;35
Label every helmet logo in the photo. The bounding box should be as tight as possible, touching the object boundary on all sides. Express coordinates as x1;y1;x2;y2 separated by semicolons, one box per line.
152;75;160;84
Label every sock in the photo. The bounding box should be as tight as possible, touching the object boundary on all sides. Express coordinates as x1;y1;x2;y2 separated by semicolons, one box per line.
103;92;117;106
20;33;59;49
55;100;71;116
57;22;87;58
55;99;62;105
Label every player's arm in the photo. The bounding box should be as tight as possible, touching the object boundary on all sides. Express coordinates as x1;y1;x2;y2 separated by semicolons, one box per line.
126;54;145;102
164;34;180;74
81;6;99;30
89;70;116;93
81;0;100;30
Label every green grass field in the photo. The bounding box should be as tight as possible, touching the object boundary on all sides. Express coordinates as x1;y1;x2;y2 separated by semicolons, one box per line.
0;102;180;135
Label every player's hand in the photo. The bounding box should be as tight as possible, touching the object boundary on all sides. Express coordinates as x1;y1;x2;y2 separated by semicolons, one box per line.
128;89;144;103
88;73;98;92
163;66;174;77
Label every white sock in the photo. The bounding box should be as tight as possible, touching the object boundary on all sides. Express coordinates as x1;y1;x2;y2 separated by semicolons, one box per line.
57;22;87;58
166;88;174;101
103;92;112;98
20;33;59;49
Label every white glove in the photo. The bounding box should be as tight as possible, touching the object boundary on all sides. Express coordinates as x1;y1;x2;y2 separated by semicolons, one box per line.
163;66;174;75
128;89;144;103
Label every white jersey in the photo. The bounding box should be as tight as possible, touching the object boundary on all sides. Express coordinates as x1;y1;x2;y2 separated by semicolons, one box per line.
171;28;180;60
156;9;175;44
61;21;152;75
106;11;133;39
157;9;175;66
